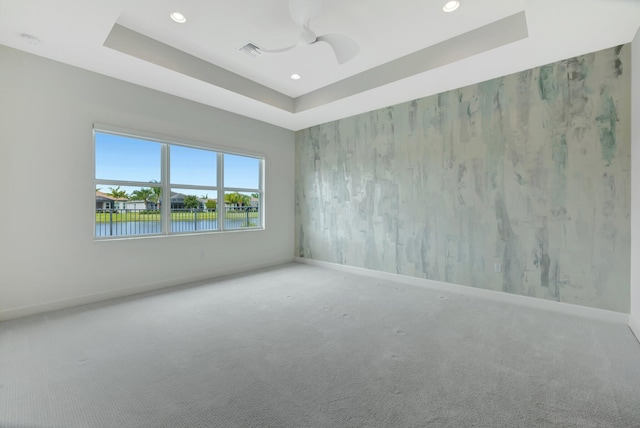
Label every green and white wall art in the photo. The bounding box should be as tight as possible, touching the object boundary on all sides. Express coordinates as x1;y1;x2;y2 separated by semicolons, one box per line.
295;45;631;312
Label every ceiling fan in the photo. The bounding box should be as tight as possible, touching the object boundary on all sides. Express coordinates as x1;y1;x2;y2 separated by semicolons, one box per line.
246;0;359;65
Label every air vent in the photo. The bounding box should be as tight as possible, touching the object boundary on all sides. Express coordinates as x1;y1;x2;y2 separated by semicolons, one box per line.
239;43;263;58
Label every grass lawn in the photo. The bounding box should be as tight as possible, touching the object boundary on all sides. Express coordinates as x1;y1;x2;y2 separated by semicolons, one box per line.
96;210;259;223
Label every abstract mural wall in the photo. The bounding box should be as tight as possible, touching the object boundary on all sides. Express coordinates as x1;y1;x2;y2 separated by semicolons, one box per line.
295;45;631;312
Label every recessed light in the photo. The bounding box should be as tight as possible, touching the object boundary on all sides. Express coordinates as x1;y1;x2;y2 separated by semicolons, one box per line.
170;12;187;23
290;74;301;80
20;33;40;45
442;1;460;12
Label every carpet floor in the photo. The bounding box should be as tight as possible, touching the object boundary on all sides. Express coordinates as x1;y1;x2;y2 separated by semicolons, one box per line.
1;263;639;427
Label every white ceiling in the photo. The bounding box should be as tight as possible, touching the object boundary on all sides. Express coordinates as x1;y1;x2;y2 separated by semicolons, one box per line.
1;0;639;131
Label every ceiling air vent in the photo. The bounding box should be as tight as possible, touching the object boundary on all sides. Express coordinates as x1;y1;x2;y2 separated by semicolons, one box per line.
239;43;263;58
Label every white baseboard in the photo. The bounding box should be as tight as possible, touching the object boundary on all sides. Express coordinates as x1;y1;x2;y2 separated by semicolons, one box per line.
294;257;629;325
0;258;293;321
630;314;640;344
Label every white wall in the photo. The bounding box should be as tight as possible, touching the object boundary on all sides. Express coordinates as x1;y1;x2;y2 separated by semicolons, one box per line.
0;46;295;320
631;30;640;340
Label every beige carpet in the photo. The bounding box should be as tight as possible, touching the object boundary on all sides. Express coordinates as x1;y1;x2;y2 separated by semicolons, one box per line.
1;263;639;427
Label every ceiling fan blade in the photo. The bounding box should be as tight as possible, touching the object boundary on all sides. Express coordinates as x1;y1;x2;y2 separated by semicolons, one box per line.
289;0;323;27
257;43;298;54
316;34;359;64
299;23;317;44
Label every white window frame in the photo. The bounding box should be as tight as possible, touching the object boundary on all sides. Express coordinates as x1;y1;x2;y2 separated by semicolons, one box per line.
93;125;264;239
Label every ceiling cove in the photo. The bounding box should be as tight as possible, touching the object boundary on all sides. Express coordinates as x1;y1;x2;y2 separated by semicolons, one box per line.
104;12;529;114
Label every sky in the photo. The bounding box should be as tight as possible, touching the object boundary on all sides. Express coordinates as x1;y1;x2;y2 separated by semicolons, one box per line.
95;132;260;198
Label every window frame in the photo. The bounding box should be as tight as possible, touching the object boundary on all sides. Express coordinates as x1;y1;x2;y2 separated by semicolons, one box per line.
93;125;265;240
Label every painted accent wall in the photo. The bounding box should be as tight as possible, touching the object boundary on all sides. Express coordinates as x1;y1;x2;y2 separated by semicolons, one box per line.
631;31;640;336
296;45;631;313
0;46;295;320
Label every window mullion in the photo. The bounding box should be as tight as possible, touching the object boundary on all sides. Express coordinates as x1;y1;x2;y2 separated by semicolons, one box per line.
260;158;264;228
218;152;225;232
95;179;162;188
223;187;260;193
162;142;170;235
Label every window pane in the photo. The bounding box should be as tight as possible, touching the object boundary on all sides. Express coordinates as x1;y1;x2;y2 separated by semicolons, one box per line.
171;145;217;187
223;191;260;230
170;188;218;233
95;132;161;182
95;185;162;237
224;154;260;189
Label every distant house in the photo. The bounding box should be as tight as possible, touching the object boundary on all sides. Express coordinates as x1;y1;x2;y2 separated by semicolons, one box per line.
125;200;151;211
167;192;205;210
96;191;127;212
169;192;186;210
96;191;205;211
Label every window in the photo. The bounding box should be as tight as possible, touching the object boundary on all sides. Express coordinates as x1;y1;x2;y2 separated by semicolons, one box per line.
94;128;263;238
223;154;261;230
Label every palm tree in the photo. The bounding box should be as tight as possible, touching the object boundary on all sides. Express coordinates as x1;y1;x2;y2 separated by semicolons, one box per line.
226;192;250;206
130;188;154;210
183;195;200;209
206;199;217;210
108;186;128;212
149;180;162;210
109;186;128;199
130;188;152;201
224;192;242;206
151;187;162;208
